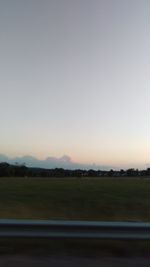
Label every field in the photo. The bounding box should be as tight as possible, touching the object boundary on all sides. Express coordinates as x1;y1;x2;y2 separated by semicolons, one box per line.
0;177;149;221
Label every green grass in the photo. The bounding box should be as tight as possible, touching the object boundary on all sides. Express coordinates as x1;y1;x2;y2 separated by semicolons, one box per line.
0;177;149;221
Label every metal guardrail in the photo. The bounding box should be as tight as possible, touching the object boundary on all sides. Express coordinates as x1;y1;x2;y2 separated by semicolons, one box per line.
0;219;149;240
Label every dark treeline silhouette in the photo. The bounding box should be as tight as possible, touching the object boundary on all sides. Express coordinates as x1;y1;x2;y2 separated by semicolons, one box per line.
0;162;150;178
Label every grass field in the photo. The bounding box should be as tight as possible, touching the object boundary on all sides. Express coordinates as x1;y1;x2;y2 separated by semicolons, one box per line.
0;177;149;221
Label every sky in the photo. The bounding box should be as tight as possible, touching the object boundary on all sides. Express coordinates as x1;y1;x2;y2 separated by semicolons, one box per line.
1;0;150;169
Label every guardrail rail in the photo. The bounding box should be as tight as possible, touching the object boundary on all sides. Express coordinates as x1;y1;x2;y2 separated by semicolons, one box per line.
0;219;149;240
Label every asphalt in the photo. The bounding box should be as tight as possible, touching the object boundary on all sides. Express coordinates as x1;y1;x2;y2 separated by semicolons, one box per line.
0;255;149;267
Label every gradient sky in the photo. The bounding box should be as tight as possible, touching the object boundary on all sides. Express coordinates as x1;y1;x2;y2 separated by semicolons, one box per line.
1;0;150;169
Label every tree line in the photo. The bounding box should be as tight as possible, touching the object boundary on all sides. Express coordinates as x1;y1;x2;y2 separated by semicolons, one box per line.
0;162;150;178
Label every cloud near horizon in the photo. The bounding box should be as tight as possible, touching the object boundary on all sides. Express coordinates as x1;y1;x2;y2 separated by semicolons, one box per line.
0;154;112;170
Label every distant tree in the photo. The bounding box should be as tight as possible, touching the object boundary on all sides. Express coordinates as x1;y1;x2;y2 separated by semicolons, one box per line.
146;168;150;176
120;169;125;176
0;163;10;176
126;168;136;176
108;169;114;177
87;169;97;177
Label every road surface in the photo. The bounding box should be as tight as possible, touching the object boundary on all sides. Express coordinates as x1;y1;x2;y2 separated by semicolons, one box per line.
0;255;149;267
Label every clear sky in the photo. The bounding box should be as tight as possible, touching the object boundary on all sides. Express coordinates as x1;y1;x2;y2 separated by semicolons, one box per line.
1;0;150;169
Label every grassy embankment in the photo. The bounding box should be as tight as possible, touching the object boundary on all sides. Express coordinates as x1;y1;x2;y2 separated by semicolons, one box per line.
0;177;149;221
